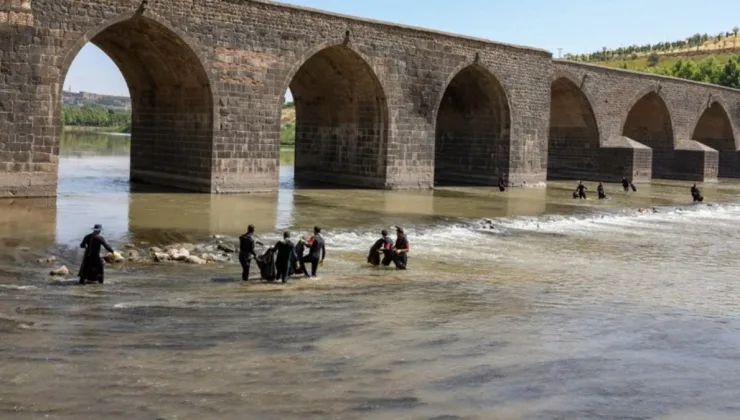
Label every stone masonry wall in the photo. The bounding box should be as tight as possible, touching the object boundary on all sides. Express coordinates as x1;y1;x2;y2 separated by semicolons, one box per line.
552;60;740;182
2;1;740;197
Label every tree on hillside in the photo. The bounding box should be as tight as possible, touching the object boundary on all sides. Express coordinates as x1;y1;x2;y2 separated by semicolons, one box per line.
719;57;740;88
647;53;660;67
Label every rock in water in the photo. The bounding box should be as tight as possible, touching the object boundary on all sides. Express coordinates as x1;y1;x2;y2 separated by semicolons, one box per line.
37;256;56;264
49;265;69;276
123;249;141;261
185;255;206;265
103;252;124;264
149;246;163;253
153;252;171;262
168;248;190;261
217;243;236;253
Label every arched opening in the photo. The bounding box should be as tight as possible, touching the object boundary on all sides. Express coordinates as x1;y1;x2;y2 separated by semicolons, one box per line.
547;77;600;180
59;15;214;192
622;92;674;179
283;45;388;188
434;64;511;186
692;102;737;177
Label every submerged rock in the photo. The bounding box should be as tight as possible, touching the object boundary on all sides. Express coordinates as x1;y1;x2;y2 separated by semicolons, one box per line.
153;252;171;262
149;246;163;253
217;243;236;253
49;265;69;276
123;249;141;261
37;256;56;264
168;248;190;261
185;255;206;265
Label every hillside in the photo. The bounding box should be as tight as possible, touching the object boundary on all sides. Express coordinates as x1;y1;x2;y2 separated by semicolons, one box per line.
565;28;740;88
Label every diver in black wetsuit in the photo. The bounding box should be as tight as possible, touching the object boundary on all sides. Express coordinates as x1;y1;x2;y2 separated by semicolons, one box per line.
575;181;588;199
300;226;326;278
392;227;411;270
274;231;298;283
691;183;704;202
367;229;394;266
597;182;607;200
238;225;263;281
497;175;506;192
78;224;115;285
621;177;630;192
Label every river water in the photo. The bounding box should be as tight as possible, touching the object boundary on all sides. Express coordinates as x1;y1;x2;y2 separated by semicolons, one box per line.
2;132;740;419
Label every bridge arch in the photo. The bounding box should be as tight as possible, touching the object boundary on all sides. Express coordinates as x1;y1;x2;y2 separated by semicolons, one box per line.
547;75;600;180
58;11;216;191
434;63;511;186
692;100;738;177
280;43;389;187
621;88;675;178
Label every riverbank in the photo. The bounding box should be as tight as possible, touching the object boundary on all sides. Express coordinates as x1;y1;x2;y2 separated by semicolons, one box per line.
63;125;130;134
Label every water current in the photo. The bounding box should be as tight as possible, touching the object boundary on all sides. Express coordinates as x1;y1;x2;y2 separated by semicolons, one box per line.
2;132;740;419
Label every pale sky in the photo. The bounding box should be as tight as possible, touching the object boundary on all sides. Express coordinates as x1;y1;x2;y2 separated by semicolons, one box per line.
63;0;739;97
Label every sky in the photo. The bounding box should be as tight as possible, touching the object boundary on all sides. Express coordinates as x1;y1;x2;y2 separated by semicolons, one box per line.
63;0;739;97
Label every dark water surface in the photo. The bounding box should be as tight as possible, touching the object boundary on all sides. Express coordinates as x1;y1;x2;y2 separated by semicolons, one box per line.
2;132;740;419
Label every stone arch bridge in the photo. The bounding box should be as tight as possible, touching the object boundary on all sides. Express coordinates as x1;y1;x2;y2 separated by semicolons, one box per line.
1;0;739;196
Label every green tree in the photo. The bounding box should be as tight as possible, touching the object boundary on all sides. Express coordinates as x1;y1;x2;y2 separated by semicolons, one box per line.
647;53;660;67
719;57;740;88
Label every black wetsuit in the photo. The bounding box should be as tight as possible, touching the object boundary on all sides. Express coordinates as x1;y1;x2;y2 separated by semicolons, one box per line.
367;236;394;266
78;233;113;284
238;232;257;281
576;184;587;199
497;177;506;192
622;178;630;191
393;236;410;270
597;185;606;200
301;234;326;277
274;239;297;283
293;240;306;275
691;186;703;202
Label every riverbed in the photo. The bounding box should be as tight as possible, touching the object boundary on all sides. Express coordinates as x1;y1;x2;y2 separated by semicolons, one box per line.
2;132;740;419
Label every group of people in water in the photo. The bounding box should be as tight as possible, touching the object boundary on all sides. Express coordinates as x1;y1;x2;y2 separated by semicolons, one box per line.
238;225;327;283
235;225;411;283
571;177;704;202
76;177;708;284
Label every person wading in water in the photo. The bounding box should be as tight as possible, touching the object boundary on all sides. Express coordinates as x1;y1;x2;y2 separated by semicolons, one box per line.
78;224;115;285
300;226;326;278
597;182;607;200
574;181;588;199
238;224;263;281
274;231;298;283
392;227;411;270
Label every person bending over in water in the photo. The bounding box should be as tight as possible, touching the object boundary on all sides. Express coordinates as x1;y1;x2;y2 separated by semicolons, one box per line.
393;227;411;270
574;181;588;199
300;226;326;278
368;229;394;266
239;224;264;281
274;231;298;283
79;224;115;285
597;182;607;200
497;175;506;192
621;177;630;192
691;183;704;202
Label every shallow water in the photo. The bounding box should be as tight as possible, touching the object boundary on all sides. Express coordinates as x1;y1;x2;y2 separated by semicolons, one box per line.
2;132;740;419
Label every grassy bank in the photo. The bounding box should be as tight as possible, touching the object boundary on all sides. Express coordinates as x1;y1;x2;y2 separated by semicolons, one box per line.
64;125;130;134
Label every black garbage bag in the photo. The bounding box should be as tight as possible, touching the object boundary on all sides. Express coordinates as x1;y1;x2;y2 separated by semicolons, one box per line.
367;238;384;266
255;247;277;281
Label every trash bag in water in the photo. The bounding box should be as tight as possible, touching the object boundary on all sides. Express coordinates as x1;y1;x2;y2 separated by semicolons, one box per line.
255;247;277;281
367;238;385;266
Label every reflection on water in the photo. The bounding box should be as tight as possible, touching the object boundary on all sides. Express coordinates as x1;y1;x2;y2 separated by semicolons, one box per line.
3;132;740;419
